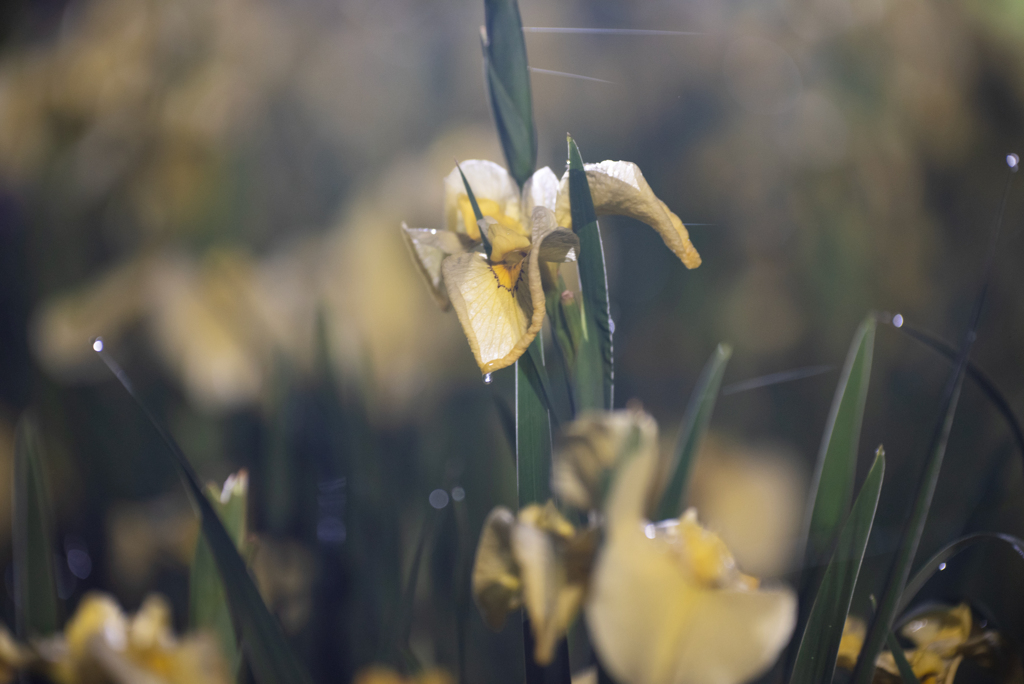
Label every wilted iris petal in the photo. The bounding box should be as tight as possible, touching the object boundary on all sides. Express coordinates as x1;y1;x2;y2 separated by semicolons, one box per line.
555;161;701;269
472;507;523;631
586;438;796;684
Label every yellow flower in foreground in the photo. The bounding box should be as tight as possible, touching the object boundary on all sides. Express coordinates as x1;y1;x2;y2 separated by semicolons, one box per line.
39;592;229;684
585;429;796;684
402;159;701;374
353;664;454;684
471;502;597;665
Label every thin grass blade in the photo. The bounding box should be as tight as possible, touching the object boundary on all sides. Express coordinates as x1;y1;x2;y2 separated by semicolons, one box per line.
190;472;249;672
652;343;732;521
886;632;921;684
517;336;552;508
567;136;613;411
96;347;313;684
12;415;60;638
482;0;536;187
790;448;884;684
802;317;875;571
899;532;1024;613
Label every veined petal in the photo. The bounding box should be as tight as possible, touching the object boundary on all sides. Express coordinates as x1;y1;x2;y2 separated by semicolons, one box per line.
556;161;701;269
488;222;532;264
401;223;470;309
531;206;579;263
442;248;543;374
443;160;520;236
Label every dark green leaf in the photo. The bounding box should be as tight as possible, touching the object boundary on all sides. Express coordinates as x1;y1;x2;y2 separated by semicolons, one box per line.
803;317;875;570
12;415;60;638
190;473;249;672
790;448;884;684
886;631;920;684
899;532;1024;614
482;0;535;187
567;136;613;412
517;335;552;508
97;350;313;684
653;343;732;521
457;162;492;256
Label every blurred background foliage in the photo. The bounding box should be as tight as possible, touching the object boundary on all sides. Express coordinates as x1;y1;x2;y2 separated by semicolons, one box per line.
1;0;1024;681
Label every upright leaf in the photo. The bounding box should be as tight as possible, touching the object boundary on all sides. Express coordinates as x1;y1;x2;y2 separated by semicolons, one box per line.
482;0;536;187
517;336;552;508
653;343;732;521
12;415;60;637
803;317;875;570
190;471;249;673
97;349;313;684
567;137;613;411
790;448;884;684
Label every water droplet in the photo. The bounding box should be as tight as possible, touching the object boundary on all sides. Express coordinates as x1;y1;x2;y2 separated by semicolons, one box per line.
430;229;437;234
66;549;92;579
938;562;946;571
483;373;492;385
429;489;450;509
644;524;656;540
609;319;616;334
451;486;466;502
892;313;904;328
91;337;104;352
1008;153;1019;171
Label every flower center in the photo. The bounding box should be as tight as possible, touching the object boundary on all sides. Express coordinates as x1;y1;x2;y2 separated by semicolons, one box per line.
491;260;525;291
458;194;526;241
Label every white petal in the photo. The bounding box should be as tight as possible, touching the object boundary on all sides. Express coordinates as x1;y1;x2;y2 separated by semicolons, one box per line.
401;223;469;309
443;160;520;235
522;166;561;231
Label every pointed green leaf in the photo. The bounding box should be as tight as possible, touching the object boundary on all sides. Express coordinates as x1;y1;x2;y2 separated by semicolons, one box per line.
517;336;552;508
482;0;535;187
190;472;249;673
96;350;313;684
457;162;492;256
568;136;613;411
653;343;732;521
790;448;884;684
12;415;60;637
803;317;875;570
899;532;1024;614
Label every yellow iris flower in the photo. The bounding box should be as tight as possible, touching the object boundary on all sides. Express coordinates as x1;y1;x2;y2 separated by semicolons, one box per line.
402;159;701;374
575;410;795;684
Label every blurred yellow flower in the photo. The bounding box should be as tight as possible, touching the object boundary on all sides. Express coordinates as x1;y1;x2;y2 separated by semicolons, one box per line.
583;412;795;684
35;592;228;684
353;664;454;684
402;159;700;374
838;603;1008;684
471;502;597;665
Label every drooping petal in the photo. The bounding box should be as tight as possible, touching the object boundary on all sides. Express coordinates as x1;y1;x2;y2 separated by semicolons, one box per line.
401;223;472;309
442;247;541;374
443;160;520;237
472;507;522;631
556;161;701;269
586;446;796;684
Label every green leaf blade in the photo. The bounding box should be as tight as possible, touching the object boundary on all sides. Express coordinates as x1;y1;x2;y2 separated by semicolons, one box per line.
517;336;552;508
482;0;535;187
568;137;613;412
12;415;61;638
803;317;876;570
791;448;885;684
653;343;732;521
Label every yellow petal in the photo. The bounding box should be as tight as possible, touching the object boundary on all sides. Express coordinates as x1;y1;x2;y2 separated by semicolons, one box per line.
401;223;470;309
836;616;866;670
900;603;972;655
556;161;701;269
531;207;579;263
443;161;520;237
472;507;522;631
587;449;796;684
487;222;532;264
